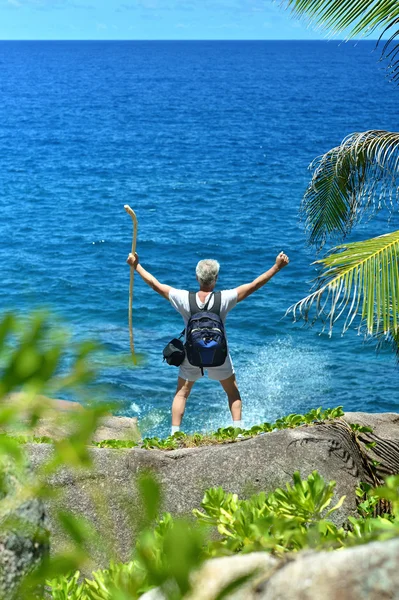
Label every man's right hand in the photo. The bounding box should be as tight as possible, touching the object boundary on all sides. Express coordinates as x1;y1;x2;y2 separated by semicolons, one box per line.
126;252;139;269
275;251;289;270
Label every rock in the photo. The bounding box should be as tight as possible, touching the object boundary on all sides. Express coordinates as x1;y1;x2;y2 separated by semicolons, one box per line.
144;538;399;600
4;394;140;443
21;412;399;571
344;412;399;441
0;457;49;599
344;412;399;483
186;552;278;600
25;419;374;568
139;553;278;600
255;538;399;600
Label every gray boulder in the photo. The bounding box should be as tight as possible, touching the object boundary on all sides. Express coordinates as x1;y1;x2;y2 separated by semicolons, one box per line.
256;538;399;600
140;553;278;600
0;458;49;599
143;538;399;600
344;412;399;441
4;394;140;443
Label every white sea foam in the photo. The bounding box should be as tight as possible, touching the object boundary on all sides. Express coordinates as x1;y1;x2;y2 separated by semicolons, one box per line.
129;402;141;415
138;409;168;436
238;337;332;428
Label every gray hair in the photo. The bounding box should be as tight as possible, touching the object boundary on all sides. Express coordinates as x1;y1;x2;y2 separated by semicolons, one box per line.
196;259;220;287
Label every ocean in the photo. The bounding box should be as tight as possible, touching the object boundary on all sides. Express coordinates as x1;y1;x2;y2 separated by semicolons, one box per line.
0;40;398;437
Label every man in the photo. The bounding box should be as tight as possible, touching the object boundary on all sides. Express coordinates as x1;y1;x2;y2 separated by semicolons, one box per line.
126;251;289;435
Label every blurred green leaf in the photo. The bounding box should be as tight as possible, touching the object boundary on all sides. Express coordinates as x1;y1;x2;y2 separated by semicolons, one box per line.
137;472;161;526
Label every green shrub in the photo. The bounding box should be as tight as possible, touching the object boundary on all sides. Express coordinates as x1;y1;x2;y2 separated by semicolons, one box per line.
193;470;347;555
0;311;114;598
139;405;346;451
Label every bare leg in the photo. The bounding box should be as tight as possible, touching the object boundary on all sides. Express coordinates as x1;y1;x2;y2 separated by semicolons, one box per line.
219;374;242;422
172;377;195;427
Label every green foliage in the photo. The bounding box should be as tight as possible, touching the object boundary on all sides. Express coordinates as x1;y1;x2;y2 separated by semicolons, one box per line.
141;436;179;450
137;471;162;527
92;439;138;449
0;311;113;597
345;477;399;545
46;571;85;600
139;406;345;451
298;132;399;249
350;423;374;434
355;482;380;519
47;508;207;600
6;406;347;453
194;471;346;556
288;229;399;341
286;129;399;356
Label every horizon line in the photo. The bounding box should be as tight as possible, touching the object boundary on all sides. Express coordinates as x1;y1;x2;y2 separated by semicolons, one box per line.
0;38;381;42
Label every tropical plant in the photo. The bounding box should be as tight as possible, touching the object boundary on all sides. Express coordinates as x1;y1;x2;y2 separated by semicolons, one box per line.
289;225;399;341
194;470;347;555
279;2;399;354
0;311;116;598
283;0;399;81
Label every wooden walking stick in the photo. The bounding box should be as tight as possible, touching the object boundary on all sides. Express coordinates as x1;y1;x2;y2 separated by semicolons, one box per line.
124;205;138;359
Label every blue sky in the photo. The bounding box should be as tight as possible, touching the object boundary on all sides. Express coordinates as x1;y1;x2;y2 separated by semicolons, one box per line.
0;0;372;40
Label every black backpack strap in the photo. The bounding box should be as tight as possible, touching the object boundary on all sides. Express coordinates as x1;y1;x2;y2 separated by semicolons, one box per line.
189;292;199;316
211;291;222;316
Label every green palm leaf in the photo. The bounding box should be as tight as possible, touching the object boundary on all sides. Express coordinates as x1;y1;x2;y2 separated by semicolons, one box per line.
284;0;399;37
288;229;399;340
374;315;399;355
302;130;399;249
282;0;399;79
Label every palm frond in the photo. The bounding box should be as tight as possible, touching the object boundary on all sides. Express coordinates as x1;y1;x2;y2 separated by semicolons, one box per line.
288;229;399;339
302;130;399;250
282;0;399;80
375;319;399;357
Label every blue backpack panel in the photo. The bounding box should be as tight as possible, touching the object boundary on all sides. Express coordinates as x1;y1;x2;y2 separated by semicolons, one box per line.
185;292;228;373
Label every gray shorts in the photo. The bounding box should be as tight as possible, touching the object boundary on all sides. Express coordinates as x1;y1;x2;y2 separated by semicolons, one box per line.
178;354;235;382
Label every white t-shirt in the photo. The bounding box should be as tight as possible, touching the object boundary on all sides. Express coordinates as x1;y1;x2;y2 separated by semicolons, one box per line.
169;289;238;326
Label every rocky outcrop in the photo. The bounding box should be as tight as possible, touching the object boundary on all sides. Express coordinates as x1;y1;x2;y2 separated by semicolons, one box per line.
16;412;399;571
140;538;399;600
0;458;49;599
5;394;140;442
24;414;394;569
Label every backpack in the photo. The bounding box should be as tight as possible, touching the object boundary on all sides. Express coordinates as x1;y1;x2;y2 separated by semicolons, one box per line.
185;291;228;374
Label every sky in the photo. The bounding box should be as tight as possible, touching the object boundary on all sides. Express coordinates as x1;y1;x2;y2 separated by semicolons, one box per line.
0;0;375;41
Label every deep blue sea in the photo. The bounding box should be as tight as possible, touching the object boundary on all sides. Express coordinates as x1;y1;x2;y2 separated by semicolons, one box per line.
1;40;398;437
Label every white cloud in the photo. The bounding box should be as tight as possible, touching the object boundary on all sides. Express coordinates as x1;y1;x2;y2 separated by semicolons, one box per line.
116;0;268;14
2;0;93;9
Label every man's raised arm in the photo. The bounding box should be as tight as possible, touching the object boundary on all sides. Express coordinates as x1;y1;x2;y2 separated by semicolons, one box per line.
235;252;289;303
126;252;172;300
